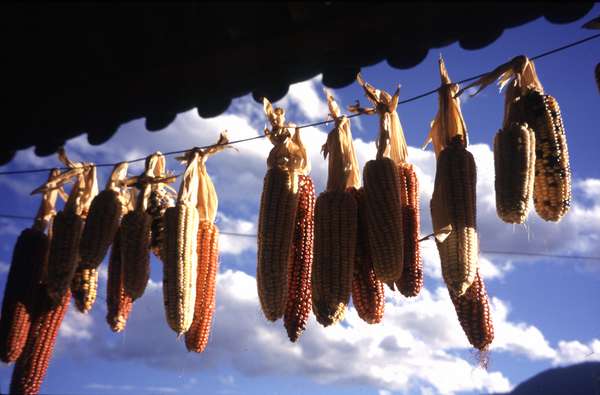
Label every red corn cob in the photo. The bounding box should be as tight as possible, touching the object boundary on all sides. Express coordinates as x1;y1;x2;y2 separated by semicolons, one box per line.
106;230;133;333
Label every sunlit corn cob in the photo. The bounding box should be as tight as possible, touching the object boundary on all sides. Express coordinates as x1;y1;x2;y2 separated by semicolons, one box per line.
120;210;152;300
494;123;536;224
185;221;219;352
71;267;98;314
106;230;133;333
162;202;199;335
0;229;48;363
363;157;404;282
517;90;571;222
449;270;494;351
148;189;174;259
284;175;316;342
351;188;384;324
10;289;71;395
46;210;84;306
257;167;299;322
430;138;478;297
396;163;423;297
312;189;357;327
78;189;122;269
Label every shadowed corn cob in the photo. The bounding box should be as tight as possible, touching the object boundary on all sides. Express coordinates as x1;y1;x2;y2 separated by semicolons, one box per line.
185;221;219;352
71;267;98;313
518;90;571;222
78;189;122;269
257;167;299;322
284;175;316;342
312;189;357;327
449;270;494;351
106;230;133;333
363;158;404;282
46;210;84;306
120;210;152;300
148;189;175;259
10;289;71;395
351;188;384;324
494;123;536;224
396;163;423;297
163;202;199;335
431;138;478;297
0;229;48;363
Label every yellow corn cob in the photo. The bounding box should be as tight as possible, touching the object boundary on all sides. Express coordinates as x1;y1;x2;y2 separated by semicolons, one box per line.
78;189;122;269
351;187;384;324
494;123;536;224
284;175;315;342
120;210;152;300
0;229;48;363
162;202;199;335
449;270;494;352
257;167;299;322
45;210;84;306
71;267;98;314
396;163;423;297
312;189;357;327
430;137;478;297
517;90;571;222
363;157;404;282
106;229;133;333
185;221;219;352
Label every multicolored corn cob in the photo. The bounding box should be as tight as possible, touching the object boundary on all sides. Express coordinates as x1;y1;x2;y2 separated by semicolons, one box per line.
120;209;152;300
71;267;98;314
148;189;175;259
106;230;133;333
284;175;316;341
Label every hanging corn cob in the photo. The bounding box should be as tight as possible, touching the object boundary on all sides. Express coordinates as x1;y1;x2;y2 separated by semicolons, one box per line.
185;133;228;352
312;92;359;327
349;75;404;283
44;150;97;306
0;170;64;364
257;99;305;322
458;55;571;223
350;187;384;324
146;155;177;260
163;150;203;335
426;58;478;297
106;229;133;333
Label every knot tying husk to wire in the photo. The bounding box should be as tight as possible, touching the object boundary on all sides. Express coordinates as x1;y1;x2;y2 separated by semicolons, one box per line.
323;90;360;191
424;57;469;158
126;152;177;212
263;98;309;174
349;73;408;164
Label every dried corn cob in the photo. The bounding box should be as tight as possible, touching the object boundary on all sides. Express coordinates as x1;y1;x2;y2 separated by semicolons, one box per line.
0;229;48;363
351;187;384;324
148;189;175;259
449;270;494;352
185;221;219;352
120;209;152;301
71;267;98;313
10;289;70;395
106;230;133;333
517;90;571;222
258;100;305;322
494;123;536;224
284;174;316;342
396;163;423;297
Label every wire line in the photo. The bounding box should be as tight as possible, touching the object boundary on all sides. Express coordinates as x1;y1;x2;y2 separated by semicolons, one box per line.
0;34;597;177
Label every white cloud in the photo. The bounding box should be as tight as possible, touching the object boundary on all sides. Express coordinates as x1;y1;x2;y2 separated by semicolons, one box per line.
58;303;94;341
217;213;256;256
553;339;600;365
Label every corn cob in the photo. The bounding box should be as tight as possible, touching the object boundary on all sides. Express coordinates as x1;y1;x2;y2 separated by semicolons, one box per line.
395;163;423;297
312;189;357;327
494;123;536;224
148;189;175;259
351;187;384;324
10;289;71;395
449;270;494;352
0;229;48;363
71;267;98;313
106;229;133;333
120;209;152;300
185;221;219;352
284;174;316;342
431;138;478;297
517;90;571;222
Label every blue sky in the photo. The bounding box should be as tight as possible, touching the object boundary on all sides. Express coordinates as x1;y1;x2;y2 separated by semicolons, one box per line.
0;5;600;394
